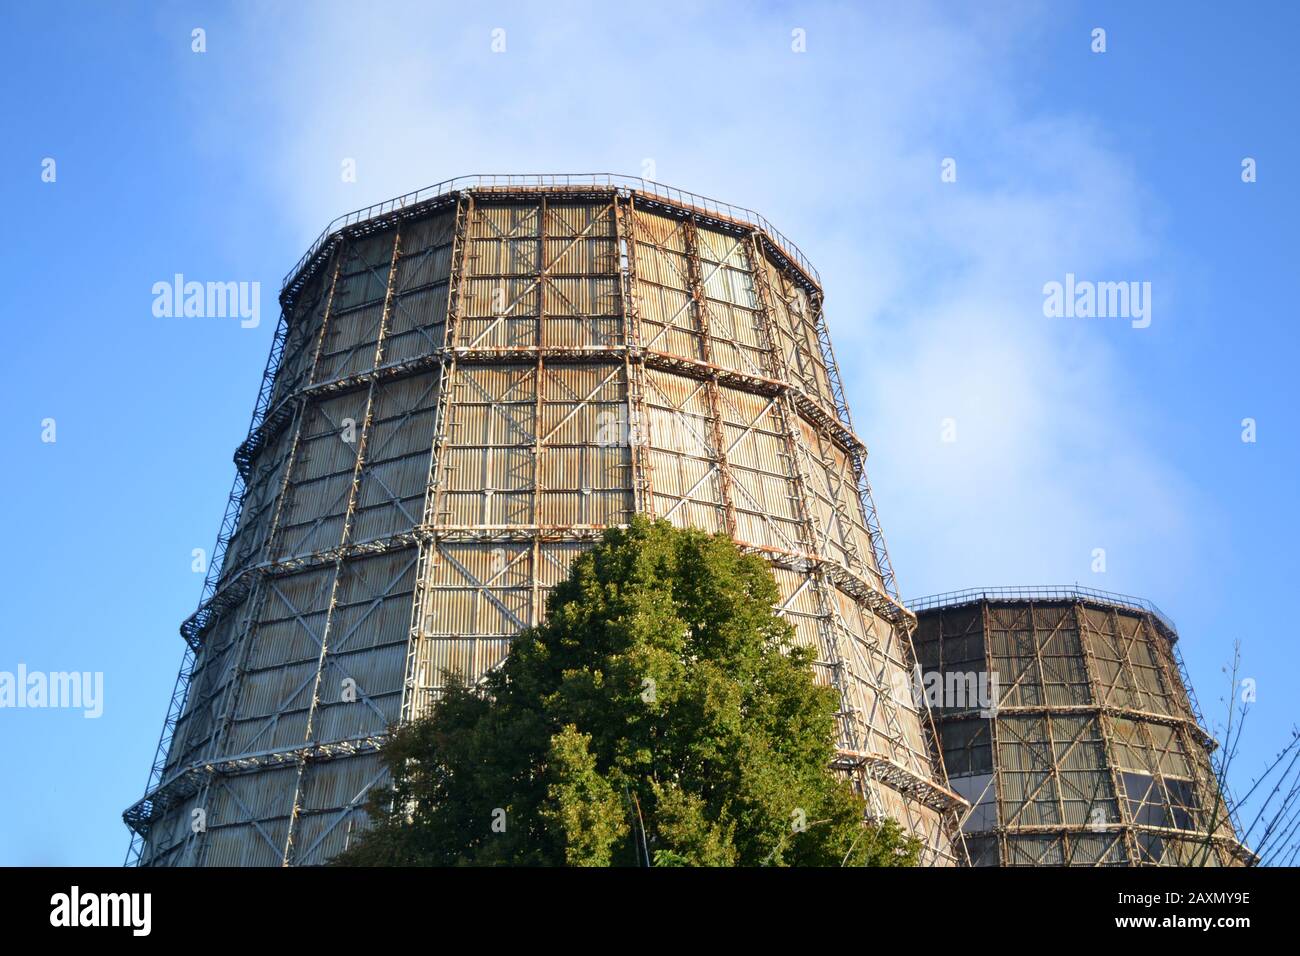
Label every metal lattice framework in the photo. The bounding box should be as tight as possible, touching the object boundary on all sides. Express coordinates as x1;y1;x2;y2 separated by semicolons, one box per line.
124;176;965;866
910;588;1254;866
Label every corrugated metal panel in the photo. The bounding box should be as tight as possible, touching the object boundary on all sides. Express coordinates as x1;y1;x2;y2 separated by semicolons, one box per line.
1006;835;1064;866
637;282;691;327
332;265;388;310
202;823;285;867
537;542;586;586
635;243;690;291
302;752;386;814
540;445;626;488
414;637;513;685
471;237;539;275
694;226;744;265
633;208;686;251
546;202;615;237
313;689;400;740
646;368;711;415
545;240;617;276
232;661;319;720
471;204;539;239
538;490;629;525
543;275;619;315
389;284;448;335
457;315;538;351
658;499;725;534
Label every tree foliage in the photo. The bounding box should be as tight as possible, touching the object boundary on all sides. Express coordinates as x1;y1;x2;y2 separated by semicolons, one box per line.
334;518;920;866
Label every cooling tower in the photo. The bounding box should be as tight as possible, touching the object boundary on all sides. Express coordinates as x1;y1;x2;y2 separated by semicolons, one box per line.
124;175;964;866
911;587;1253;866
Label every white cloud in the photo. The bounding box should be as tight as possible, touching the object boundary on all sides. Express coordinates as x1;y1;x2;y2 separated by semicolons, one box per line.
211;0;1200;599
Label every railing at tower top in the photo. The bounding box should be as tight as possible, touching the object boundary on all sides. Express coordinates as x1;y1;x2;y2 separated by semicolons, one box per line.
906;585;1178;637
281;173;821;293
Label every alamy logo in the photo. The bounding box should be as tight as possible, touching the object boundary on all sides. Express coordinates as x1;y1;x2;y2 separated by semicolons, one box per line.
152;274;261;328
894;666;1000;717
50;886;151;936
1042;273;1151;329
0;664;103;718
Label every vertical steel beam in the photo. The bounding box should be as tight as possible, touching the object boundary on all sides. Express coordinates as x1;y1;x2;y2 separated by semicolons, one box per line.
534;198;547;623
1075;601;1136;863
681;215;738;539
402;192;475;723
981;600;1010;866
283;226;403;865
615;192;654;518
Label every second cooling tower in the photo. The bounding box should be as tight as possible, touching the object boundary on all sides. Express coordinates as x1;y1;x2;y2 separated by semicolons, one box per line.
911;587;1252;866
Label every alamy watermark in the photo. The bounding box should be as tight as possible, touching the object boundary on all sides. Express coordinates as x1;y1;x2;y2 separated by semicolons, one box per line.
152;274;260;328
0;664;103;718
894;666;1000;717
1042;273;1151;329
50;887;150;936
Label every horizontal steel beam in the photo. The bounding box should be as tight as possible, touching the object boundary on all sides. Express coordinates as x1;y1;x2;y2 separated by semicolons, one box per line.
123;734;388;838
833;750;969;814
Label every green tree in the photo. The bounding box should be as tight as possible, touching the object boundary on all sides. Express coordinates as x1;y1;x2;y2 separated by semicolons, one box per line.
334;518;920;867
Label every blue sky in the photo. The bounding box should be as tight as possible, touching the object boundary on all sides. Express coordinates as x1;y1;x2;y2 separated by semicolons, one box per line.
0;1;1295;865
